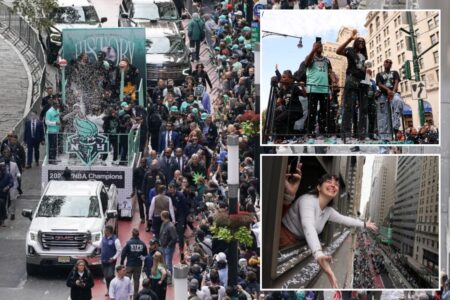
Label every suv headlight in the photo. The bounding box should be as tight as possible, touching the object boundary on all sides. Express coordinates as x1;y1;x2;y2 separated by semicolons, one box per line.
50;33;62;45
92;232;102;243
29;231;37;241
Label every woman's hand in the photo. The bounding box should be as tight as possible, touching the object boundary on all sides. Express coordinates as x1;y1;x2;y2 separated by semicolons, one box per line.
366;218;378;232
284;164;302;204
317;255;339;288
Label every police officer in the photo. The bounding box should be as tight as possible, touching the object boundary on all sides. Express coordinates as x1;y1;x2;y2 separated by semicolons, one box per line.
120;228;148;298
100;225;122;297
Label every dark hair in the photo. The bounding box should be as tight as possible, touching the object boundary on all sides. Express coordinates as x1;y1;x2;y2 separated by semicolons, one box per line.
308;174;339;207
116;265;125;272
353;37;368;60
105;225;114;234
132;228;139;237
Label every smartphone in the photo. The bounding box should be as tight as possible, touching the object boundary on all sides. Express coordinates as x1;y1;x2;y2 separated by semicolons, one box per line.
316;37;322;44
288;156;300;181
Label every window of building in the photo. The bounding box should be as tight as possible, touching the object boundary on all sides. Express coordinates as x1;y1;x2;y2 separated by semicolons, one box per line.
434;15;439;27
430;34;438;44
376;16;380;29
428;19;434;30
433;51;439;63
419;58;424;69
383;11;388;21
397;54;402;65
436;69;439;81
417;42;422;54
395;30;399;39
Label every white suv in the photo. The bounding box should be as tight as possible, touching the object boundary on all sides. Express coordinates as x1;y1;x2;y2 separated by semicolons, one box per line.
22;180;118;275
42;0;107;63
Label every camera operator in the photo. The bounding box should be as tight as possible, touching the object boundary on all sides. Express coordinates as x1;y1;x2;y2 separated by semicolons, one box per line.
273;66;304;138
66;260;94;300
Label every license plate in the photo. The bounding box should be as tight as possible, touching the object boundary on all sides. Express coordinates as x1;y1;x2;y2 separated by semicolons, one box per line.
57;256;71;263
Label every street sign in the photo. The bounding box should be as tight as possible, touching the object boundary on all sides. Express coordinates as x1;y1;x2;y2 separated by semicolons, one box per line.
251;21;260;44
253;2;264;18
411;81;427;100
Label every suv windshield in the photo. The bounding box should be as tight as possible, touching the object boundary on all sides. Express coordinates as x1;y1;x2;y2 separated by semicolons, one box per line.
146;36;184;54
133;2;178;20
51;6;100;24
37;196;101;218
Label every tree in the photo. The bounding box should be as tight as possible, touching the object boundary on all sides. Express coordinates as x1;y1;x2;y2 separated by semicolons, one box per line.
12;0;58;31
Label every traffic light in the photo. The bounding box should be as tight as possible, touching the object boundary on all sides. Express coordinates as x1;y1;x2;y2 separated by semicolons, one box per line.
401;60;412;80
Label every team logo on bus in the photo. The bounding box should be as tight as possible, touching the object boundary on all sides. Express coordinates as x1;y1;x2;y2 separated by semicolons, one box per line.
66;118;109;166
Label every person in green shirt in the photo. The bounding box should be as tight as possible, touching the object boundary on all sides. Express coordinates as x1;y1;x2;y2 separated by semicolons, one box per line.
45;99;61;163
150;251;168;300
180;93;196;113
304;39;332;140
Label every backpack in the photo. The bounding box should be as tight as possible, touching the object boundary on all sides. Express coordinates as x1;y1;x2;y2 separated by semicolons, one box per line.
138;295;153;300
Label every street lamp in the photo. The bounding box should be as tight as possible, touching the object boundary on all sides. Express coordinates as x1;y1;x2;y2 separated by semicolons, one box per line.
58;58;67;105
119;60;128;102
227;134;239;286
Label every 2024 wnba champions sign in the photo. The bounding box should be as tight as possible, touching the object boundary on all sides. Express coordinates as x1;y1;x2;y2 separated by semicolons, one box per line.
66;118;109;166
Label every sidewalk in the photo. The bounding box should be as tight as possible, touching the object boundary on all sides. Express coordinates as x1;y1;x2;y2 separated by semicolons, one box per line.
0;35;29;139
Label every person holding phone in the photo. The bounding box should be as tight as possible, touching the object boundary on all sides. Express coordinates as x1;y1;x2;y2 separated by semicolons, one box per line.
280;162;378;288
304;37;333;142
66;260;94;300
336;29;369;142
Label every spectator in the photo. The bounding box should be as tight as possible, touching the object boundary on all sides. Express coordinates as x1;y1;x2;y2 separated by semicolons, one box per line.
109;265;133;300
159;210;178;283
150;251;168;300
188;13;206;62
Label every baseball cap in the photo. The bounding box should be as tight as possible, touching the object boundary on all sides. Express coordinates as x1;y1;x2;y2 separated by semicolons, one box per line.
216;252;227;262
170;105;179;112
189;278;199;290
201;112;208;120
120;101;129;108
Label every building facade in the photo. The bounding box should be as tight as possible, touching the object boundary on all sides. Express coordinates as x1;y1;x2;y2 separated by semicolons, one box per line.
392;156;421;256
368;156;398;226
364;11;439;128
413;156;439;271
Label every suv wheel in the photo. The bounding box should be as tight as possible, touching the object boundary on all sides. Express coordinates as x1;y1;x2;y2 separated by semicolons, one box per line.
26;263;38;276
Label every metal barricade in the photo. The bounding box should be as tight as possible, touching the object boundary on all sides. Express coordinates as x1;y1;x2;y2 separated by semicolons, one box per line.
0;2;47;142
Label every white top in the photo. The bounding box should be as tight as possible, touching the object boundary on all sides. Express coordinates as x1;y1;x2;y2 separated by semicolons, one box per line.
109;276;133;300
200;285;226;300
282;194;364;259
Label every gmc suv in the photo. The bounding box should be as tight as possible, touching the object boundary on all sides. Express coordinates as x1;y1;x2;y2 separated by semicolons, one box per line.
22;180;118;275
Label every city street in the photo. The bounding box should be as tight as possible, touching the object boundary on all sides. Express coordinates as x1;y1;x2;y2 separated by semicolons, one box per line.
0;0;225;298
0;162;182;299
